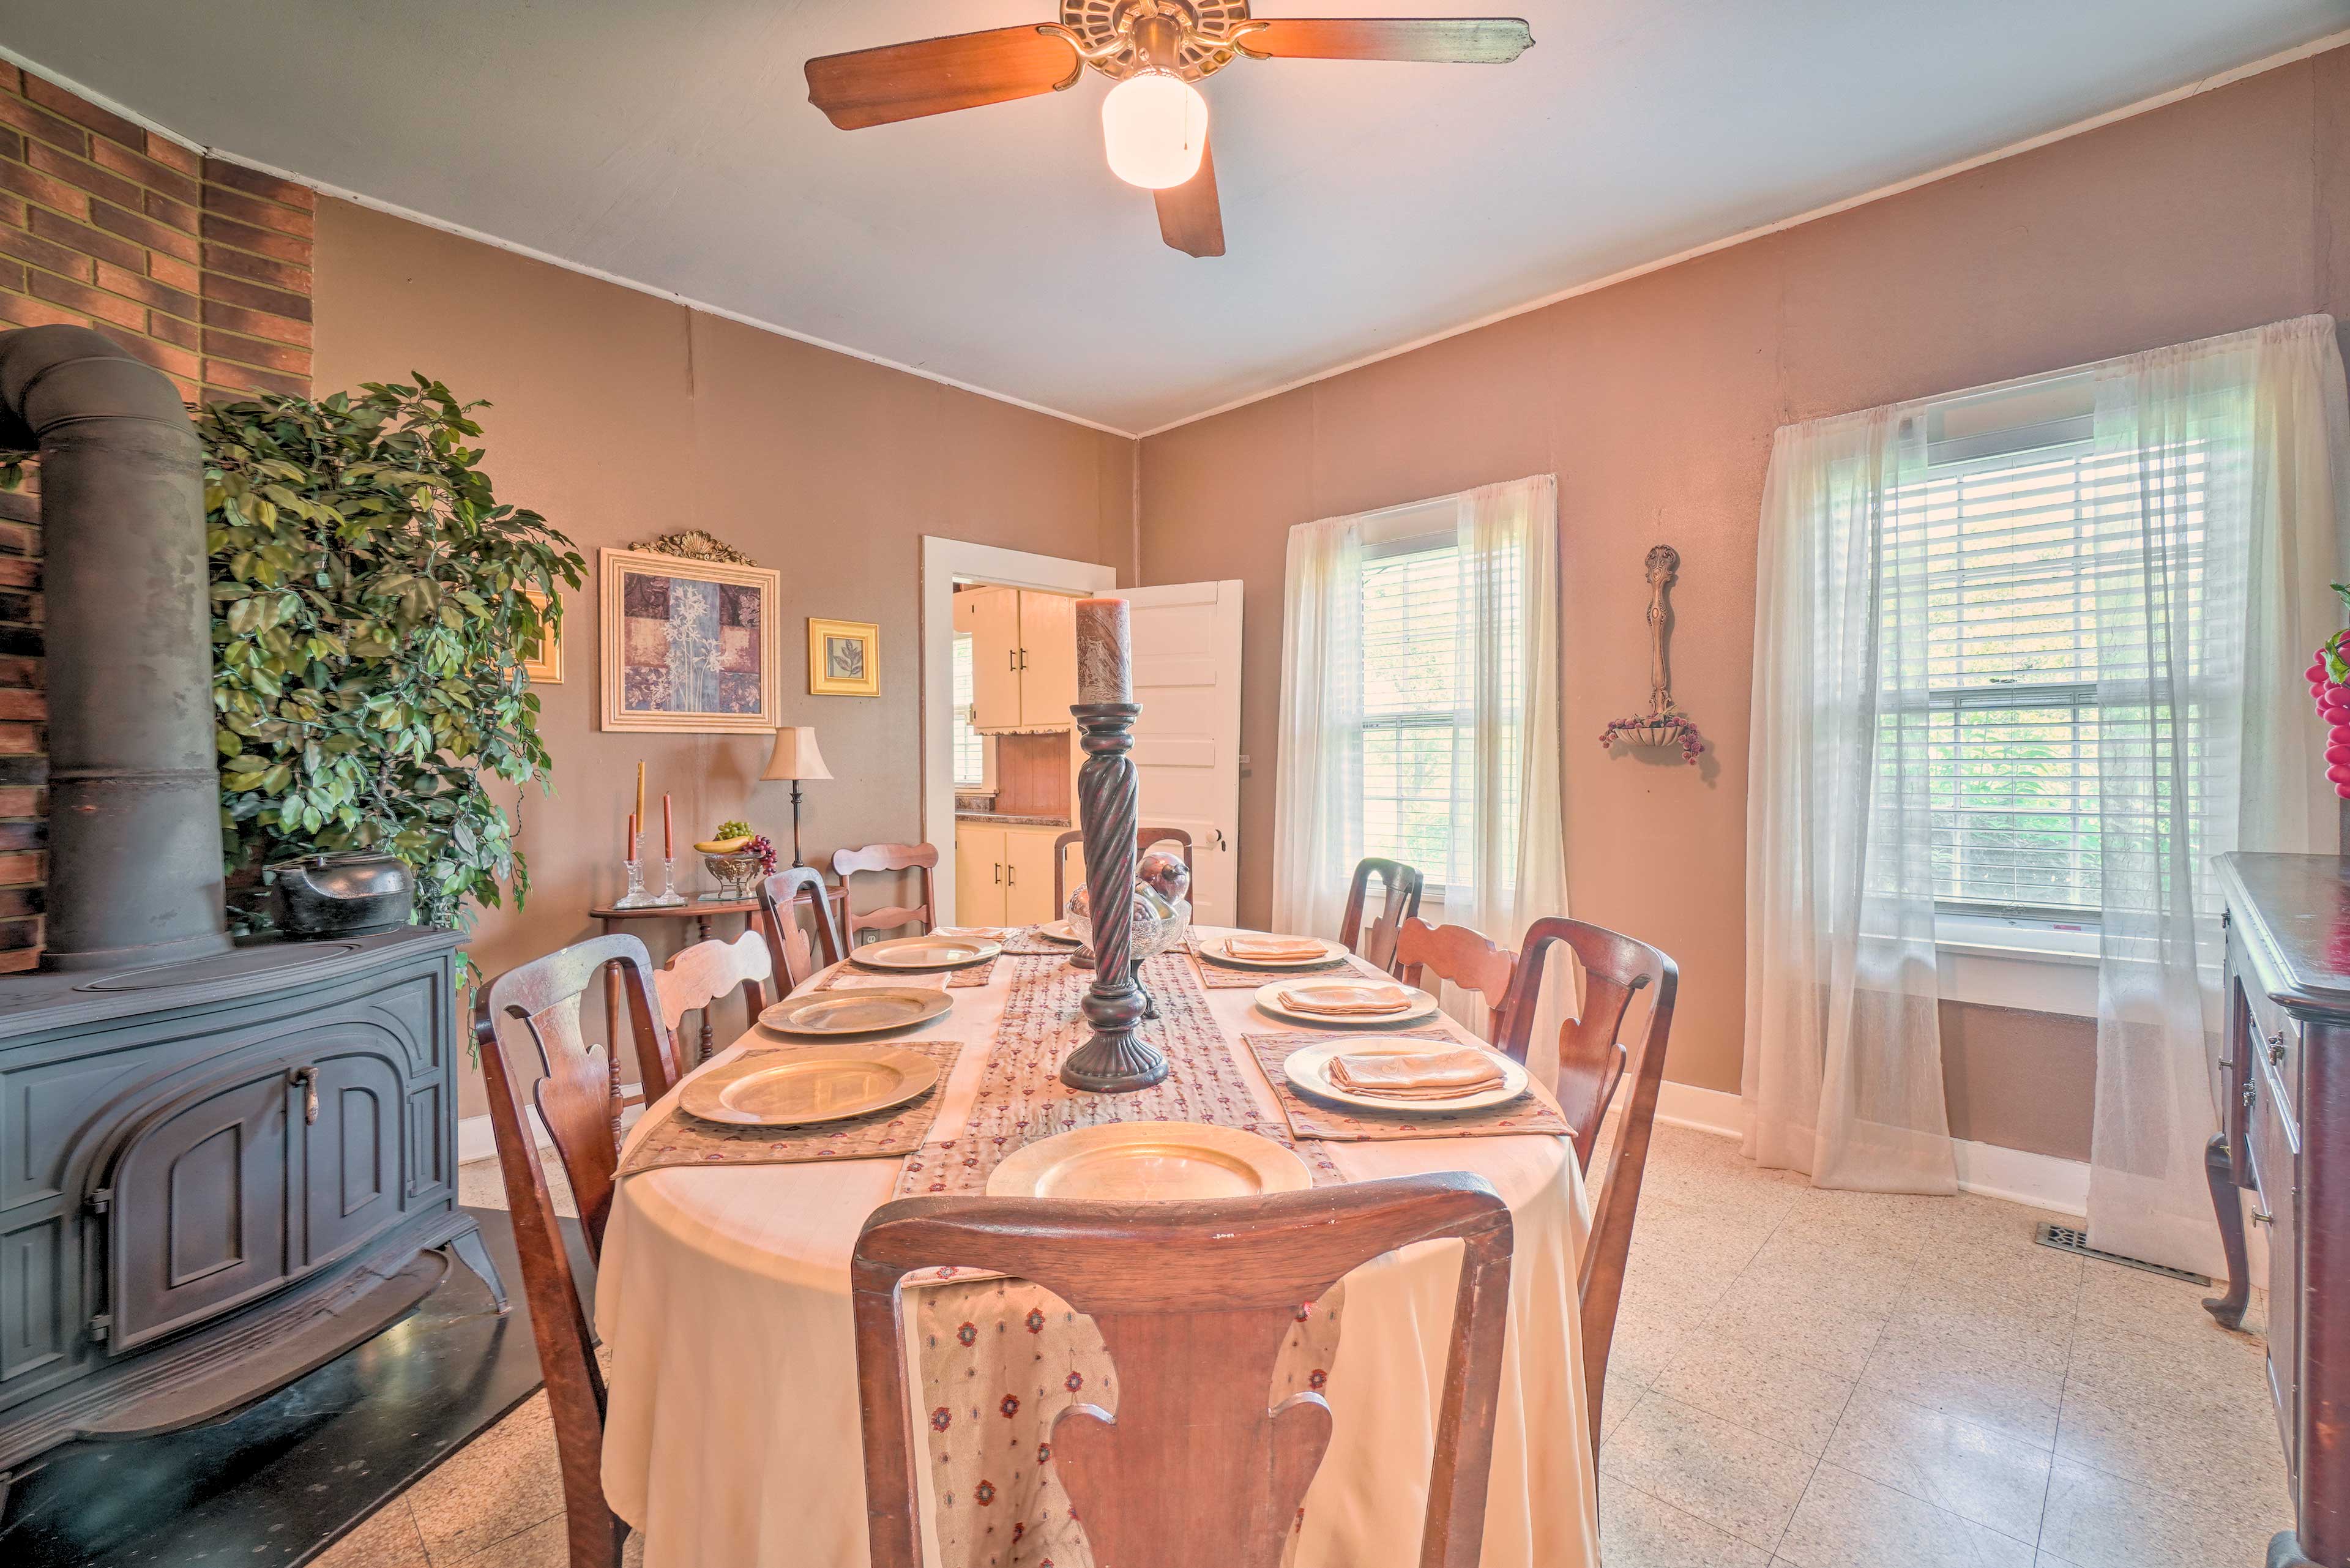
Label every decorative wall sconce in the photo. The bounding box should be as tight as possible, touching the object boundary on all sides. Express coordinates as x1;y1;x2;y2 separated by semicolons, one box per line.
1599;544;1705;765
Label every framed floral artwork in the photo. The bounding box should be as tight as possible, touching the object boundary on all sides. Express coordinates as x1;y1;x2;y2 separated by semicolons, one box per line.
807;617;879;697
520;589;563;684
598;547;782;733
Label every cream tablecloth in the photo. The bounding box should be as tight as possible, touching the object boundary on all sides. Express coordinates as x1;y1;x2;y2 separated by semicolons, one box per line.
595;928;1598;1568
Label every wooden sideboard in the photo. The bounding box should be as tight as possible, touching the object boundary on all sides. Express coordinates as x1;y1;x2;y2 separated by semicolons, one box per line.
2207;853;2349;1568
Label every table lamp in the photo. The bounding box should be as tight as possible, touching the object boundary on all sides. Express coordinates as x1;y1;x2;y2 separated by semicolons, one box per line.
762;726;832;867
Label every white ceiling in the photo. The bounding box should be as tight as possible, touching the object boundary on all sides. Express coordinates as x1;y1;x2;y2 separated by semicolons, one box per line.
9;1;2346;433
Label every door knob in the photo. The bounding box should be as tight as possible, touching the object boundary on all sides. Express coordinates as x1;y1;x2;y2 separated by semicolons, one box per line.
289;1065;319;1125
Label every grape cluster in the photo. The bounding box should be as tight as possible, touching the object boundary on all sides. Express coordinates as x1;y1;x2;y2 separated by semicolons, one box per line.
2308;637;2350;800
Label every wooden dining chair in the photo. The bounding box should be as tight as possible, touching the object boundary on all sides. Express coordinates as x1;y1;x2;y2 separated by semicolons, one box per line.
474;933;686;1568
831;842;938;946
654;929;772;1062
1493;916;1679;1458
1393;917;1519;1040
1338;857;1425;977
852;1172;1515;1568
756;864;847;991
1051;826;1196;913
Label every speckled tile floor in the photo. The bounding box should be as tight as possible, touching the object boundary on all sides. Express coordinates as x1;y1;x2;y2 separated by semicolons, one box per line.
322;1126;2288;1567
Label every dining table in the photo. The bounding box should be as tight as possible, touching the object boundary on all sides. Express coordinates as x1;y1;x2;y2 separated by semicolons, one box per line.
594;925;1599;1568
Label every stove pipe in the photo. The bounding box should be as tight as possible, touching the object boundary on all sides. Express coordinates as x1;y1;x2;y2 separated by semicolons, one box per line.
0;325;229;970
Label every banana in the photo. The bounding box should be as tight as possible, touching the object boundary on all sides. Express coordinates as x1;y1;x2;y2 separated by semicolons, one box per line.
695;835;753;854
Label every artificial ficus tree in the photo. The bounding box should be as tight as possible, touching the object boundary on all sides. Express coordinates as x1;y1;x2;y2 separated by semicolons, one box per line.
204;376;583;938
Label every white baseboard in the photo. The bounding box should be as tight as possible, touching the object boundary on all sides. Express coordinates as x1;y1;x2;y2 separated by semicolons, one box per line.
458;1090;644;1165
1647;1079;2090;1217
1654;1080;1744;1138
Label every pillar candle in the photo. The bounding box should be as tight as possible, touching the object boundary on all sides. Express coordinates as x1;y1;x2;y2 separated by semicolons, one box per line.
1074;596;1133;704
662;793;673;859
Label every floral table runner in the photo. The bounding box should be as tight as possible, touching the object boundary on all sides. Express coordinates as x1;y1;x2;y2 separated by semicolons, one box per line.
895;952;1343;1197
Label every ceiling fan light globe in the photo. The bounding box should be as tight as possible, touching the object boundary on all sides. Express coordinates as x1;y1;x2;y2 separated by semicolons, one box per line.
1101;70;1208;190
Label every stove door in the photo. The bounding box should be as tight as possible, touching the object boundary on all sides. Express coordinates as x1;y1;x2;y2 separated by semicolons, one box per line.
103;1061;297;1352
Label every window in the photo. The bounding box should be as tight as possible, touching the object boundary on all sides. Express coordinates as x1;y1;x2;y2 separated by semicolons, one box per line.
952;632;987;788
1359;526;1522;898
1902;379;2216;920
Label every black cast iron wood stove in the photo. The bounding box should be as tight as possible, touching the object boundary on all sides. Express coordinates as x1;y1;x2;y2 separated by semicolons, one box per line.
0;327;501;1499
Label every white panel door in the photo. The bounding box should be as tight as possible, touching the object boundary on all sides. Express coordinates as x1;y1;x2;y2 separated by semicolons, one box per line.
1125;580;1242;925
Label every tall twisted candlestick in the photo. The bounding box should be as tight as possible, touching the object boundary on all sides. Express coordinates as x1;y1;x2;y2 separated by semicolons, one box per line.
1058;700;1167;1092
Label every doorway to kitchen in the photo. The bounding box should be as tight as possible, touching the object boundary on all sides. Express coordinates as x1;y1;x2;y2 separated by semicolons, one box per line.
920;538;1114;925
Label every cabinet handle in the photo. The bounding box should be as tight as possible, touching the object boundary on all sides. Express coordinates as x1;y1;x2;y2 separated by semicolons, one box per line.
1007;863;1016;886
2267;1031;2287;1067
993;862;1002;884
2243;1080;2258;1110
2251;1209;2274;1226
1020;648;1029;671
289;1065;319;1125
1009;649;1020;672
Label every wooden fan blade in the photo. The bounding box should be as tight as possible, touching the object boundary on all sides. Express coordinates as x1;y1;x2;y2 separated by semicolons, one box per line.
1243;18;1534;63
805;26;1079;130
1155;138;1225;258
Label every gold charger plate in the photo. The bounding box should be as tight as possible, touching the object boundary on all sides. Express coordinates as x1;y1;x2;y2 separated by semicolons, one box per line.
679;1043;941;1127
1253;979;1441;1026
851;933;1004;970
1036;919;1083;945
1198;933;1346;969
758;988;952;1037
987;1122;1312;1201
1279;1038;1529;1116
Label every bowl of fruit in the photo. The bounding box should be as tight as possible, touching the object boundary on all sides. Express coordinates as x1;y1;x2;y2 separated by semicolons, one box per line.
696;821;778;900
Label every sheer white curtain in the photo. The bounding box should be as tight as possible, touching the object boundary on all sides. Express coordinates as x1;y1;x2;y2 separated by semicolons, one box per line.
1744;408;1959;1193
2084;315;2349;1276
1272;476;1571;1060
1270;513;1366;946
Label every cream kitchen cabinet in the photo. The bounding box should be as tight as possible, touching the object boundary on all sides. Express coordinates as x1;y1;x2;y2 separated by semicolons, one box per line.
956;586;1078;731
954;822;1063;925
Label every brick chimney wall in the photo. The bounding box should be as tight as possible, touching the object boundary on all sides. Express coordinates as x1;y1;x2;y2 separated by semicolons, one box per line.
0;60;315;970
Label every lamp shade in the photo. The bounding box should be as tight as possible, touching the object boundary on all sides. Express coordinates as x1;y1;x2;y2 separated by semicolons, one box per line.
763;725;832;782
1100;70;1207;190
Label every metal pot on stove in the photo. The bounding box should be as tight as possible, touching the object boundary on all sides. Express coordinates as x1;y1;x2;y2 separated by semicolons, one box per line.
269;851;416;938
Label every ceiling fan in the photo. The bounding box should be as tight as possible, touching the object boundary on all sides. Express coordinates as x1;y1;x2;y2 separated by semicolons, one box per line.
804;2;1534;258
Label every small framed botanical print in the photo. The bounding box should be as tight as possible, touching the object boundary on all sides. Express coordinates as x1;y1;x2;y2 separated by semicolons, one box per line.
599;547;783;733
520;589;563;684
807;617;880;697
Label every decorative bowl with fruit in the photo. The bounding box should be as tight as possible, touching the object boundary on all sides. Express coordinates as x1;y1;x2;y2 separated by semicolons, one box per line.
696;820;778;900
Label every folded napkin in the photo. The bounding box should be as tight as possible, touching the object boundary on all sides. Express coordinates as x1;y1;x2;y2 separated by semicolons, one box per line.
1224;934;1330;961
936;927;1009;941
1278;982;1412;1016
1327;1048;1506;1101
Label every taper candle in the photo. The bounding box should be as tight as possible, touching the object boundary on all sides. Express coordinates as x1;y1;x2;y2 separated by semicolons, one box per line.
662;793;673;859
635;761;646;834
627;812;636;856
1073;596;1133;705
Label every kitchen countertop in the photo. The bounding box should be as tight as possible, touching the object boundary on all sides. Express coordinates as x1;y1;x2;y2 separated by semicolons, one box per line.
955;812;1070;829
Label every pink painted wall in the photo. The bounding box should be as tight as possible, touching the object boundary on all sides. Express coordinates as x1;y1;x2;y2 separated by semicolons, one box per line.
1140;46;2350;1102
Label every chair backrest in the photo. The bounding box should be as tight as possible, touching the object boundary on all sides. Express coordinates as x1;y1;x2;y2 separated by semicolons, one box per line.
1338;858;1425;977
1393;917;1519;1040
1493;916;1678;1458
756;865;846;990
655;929;772;1032
474;934;665;1568
831;842;938;944
852;1173;1513;1568
1053;826;1198;914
